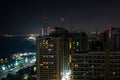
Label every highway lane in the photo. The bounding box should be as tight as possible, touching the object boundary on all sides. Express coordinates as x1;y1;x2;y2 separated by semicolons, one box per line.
0;62;35;79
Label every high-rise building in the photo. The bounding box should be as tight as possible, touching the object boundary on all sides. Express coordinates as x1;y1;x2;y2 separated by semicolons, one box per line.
36;36;64;80
40;15;48;36
71;51;120;80
104;27;120;80
71;29;120;80
105;27;120;51
69;32;88;53
36;27;70;80
36;27;120;80
88;32;104;51
109;52;120;80
71;51;105;80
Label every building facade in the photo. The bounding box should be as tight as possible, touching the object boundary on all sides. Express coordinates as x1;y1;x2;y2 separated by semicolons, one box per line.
36;36;65;80
36;27;120;80
71;52;105;80
105;27;120;51
70;28;120;80
36;27;71;80
71;51;120;80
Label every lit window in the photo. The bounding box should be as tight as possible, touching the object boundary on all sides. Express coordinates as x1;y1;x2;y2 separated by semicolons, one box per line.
40;64;43;66
46;41;48;44
43;40;45;44
69;42;72;49
50;44;54;47
75;64;79;68
76;49;79;51
112;72;116;75
91;65;94;68
50;62;54;64
43;55;45;58
46;66;48;69
43;62;45;64
77;42;79;46
73;47;75;49
46;62;48;64
50;55;54;58
1;59;3;61
48;49;52;51
43;40;45;42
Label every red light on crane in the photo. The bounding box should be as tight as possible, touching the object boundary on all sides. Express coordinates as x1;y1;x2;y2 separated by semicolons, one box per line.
42;15;48;20
108;27;112;31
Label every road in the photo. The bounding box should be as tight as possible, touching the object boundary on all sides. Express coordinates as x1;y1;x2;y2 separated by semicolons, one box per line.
0;63;35;79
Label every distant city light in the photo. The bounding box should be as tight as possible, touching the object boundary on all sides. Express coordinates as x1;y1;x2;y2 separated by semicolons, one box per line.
28;36;36;40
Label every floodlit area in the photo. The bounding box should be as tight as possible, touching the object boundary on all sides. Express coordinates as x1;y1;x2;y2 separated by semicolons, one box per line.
62;70;71;80
26;36;36;41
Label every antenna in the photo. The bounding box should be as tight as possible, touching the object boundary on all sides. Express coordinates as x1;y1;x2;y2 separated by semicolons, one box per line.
69;23;73;32
60;17;64;28
96;26;99;34
41;15;48;36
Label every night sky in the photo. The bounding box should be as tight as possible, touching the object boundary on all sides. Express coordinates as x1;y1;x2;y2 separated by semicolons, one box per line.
0;0;120;34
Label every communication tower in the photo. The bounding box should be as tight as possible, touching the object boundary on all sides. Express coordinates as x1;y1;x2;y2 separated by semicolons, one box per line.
41;15;48;36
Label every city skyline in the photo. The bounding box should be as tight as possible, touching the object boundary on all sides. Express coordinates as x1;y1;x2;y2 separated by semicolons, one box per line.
1;0;120;34
0;25;120;79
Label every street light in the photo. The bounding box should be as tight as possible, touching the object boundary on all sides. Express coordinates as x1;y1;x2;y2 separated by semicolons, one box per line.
2;65;6;71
